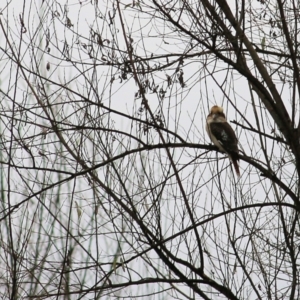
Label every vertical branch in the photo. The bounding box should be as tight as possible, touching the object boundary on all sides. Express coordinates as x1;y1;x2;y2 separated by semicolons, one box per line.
116;0;205;273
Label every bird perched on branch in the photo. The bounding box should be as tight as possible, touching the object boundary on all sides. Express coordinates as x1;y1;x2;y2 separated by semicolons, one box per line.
206;105;240;176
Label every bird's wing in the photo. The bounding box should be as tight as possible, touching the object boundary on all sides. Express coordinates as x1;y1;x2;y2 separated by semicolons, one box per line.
209;122;238;154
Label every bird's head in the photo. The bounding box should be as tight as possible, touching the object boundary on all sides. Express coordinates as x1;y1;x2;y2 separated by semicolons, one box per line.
210;105;224;114
208;105;226;121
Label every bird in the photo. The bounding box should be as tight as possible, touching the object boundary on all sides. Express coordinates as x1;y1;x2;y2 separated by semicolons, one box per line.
206;105;240;176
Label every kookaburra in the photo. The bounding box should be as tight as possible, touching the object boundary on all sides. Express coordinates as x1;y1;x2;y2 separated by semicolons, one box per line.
206;105;240;176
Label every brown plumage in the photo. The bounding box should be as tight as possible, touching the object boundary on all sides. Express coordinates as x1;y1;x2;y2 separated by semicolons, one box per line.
206;106;240;176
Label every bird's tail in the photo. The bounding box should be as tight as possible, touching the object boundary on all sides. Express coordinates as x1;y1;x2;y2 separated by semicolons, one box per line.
232;159;240;177
229;152;240;177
